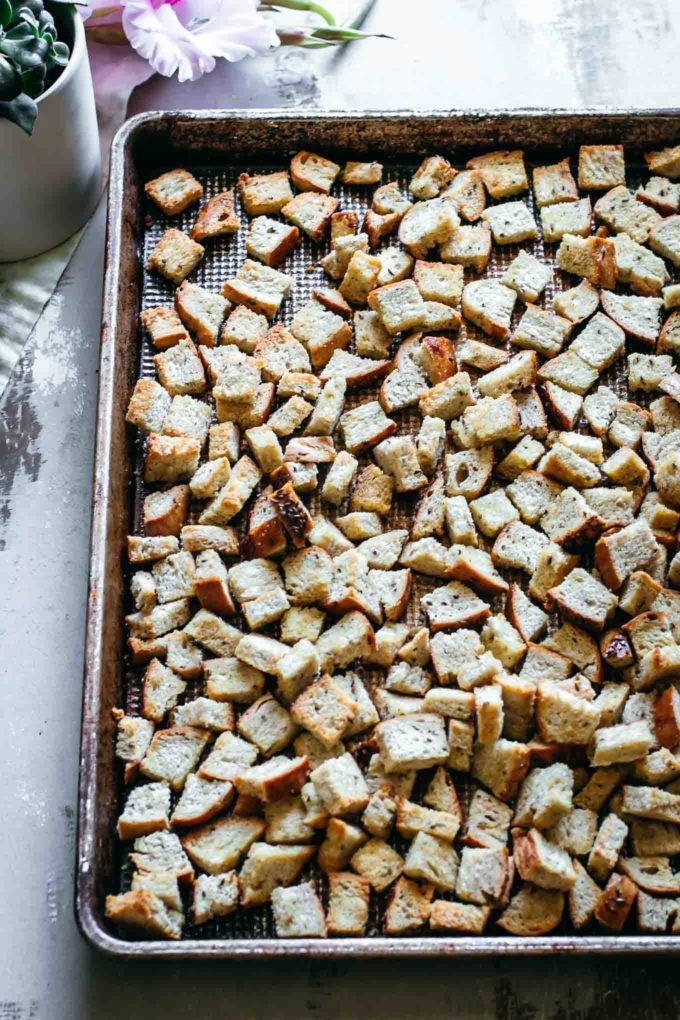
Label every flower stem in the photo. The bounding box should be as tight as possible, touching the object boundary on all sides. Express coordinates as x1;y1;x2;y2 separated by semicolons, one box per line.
263;1;336;27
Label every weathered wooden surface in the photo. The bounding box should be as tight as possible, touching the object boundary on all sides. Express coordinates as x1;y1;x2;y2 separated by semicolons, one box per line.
2;0;680;1015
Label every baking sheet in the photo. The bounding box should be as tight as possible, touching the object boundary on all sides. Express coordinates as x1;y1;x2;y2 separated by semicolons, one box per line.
78;109;680;957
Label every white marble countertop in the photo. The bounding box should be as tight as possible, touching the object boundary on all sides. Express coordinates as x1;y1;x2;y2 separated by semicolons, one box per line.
1;1;679;1016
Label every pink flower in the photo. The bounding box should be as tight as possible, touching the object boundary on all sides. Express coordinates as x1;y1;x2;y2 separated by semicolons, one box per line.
120;0;279;82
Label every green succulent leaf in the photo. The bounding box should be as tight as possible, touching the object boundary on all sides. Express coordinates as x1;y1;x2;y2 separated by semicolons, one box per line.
1;23;48;68
0;89;37;132
20;59;44;95
0;0;12;27
47;36;67;66
20;0;43;16
0;51;22;98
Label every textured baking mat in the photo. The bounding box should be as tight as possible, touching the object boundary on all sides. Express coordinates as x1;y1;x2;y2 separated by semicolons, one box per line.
117;150;666;940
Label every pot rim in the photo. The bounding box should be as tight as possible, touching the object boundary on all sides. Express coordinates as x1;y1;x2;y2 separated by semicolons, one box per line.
37;2;84;106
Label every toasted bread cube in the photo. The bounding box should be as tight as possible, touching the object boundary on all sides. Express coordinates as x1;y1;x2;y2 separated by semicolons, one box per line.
290;301;351;370
383;876;434;935
270;881;326;939
147;228;203;285
238;170;294;216
578;144;625;190
282;192;339;243
374;436;427;494
246;215;299;267
221;259;293;320
191;871;240;926
514;828;576;891
546;567;617;631
556;233;617;288
161;394;212;444
366;278;424;334
350;464;394;517
154;339;206;397
145;168;202;215
443;167;485;221
601;297;662;355
105;888;183;940
409;155;455;199
502;251;552;303
239;842;315;907
190;188;239;240
290;150;340;193
413;259;463;307
454;846;511;907
310;752;369;816
180;815;265;876
127;535;179;566
440;222;492;271
419;372;475;421
144;434;201;483
569;312;625;373
398;196;459;258
139;726;211;791
353;309;391;361
514;763;573;830
648;214;680;268
595;184;661;243
532;157;578;207
375;713;449;773
638;175;680;216
143;485;190;539
140;306;189;350
595;873;637;931
199;455;261;525
553;280;600;324
117;781;171;840
645;143;680;177
482;201;537;244
192;549;235;616
403;832;458;892
497;883;565;935
613;232;669;294
174;280;229;347
326;872;370;935
417;416;447;476
467;149;528;198
540;197;592;242
141;659;186;723
461;279;516;340
375;245;414;288
219;306;268;355
340;159;382;185
291;674;356;748
320;450;358;507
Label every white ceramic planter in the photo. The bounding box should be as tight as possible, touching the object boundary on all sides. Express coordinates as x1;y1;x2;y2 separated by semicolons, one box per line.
0;6;101;262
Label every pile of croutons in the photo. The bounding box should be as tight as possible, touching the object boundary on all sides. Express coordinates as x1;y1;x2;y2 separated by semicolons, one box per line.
107;140;680;942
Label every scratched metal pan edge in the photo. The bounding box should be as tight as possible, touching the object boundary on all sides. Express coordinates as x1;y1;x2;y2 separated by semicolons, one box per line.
78;108;680;959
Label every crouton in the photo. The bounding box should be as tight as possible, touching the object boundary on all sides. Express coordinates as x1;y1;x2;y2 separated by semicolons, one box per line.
497;883;565;935
444;167;486;221
398;196;459;258
556;233;617;289
440;221;492;271
147;228;203;285
238;171;293;216
467;150;528;199
514;828;576;890
587;813;628;882
126;378;172;436
139;726;211;791
421;580;491;632
326;871;370;935
238;842;315;907
461;279;516;340
472;739;530;802
648;214;680;267
221;259;293;320
145;168;203;216
374;436;428;494
482;201;537;244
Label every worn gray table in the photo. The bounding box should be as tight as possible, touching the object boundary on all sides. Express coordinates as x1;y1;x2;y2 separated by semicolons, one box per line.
2;1;680;1016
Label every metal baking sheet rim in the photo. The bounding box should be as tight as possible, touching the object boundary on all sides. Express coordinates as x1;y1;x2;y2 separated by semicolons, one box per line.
77;107;680;959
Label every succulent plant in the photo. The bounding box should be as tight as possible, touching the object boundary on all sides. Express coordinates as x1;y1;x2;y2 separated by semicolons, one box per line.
0;0;70;134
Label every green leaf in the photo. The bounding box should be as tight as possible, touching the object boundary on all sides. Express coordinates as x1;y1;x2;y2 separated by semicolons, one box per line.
0;90;37;132
48;36;67;64
0;51;21;97
0;0;12;28
20;59;43;94
1;24;48;68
